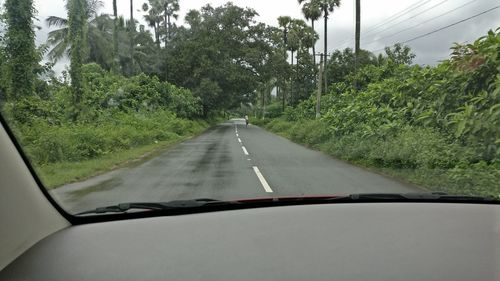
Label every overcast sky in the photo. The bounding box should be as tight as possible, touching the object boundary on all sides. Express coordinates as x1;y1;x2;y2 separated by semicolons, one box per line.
3;0;499;71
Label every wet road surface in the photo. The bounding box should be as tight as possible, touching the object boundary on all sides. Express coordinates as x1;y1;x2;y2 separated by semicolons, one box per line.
51;119;420;213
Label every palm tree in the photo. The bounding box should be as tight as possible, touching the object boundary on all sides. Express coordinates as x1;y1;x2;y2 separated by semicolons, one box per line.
288;19;318;104
112;0;119;73
163;0;179;41
142;2;162;47
312;0;340;93
299;1;321;66
45;0;106;62
277;16;292;111
129;0;135;75
354;0;360;89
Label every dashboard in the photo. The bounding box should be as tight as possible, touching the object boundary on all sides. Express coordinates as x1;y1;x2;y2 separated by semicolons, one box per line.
1;202;499;281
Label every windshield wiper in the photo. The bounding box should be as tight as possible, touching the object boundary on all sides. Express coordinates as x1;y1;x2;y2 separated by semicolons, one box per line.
76;198;233;215
347;192;495;202
76;192;496;216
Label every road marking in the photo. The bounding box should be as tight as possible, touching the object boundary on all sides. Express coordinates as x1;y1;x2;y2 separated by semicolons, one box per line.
242;146;249;155
238;138;242;143
252;166;273;193
247;159;251;161
236;133;239;137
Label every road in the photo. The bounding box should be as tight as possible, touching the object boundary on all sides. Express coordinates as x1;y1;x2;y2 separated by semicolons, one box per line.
51;119;420;213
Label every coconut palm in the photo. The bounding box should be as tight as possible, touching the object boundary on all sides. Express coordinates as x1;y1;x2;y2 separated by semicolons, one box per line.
277;16;292;111
45;0;109;64
299;1;321;66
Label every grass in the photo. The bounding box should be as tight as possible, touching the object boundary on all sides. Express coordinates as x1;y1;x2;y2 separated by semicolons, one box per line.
35;134;200;189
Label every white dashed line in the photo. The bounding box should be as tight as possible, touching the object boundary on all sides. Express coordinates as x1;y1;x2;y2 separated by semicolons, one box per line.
238;138;242;143
236;133;239;137
242;146;249;155
252;166;273;193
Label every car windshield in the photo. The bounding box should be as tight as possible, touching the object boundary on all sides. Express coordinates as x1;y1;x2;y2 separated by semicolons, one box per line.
0;0;498;215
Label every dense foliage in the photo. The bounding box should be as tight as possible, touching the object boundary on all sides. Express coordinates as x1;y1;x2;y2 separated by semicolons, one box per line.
4;63;204;165
1;0;498;195
256;29;500;197
4;0;36;100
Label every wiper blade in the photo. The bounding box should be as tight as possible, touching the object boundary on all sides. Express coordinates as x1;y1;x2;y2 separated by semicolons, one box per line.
348;192;495;202
76;198;231;215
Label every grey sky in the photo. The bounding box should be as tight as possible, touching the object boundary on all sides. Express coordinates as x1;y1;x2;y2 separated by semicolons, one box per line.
3;0;499;68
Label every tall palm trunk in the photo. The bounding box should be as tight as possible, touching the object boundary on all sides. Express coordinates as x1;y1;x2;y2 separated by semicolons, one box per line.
112;0;119;73
282;28;288;112
311;19;316;66
323;9;328;94
68;0;87;120
290;50;294;104
129;0;134;75
354;0;360;90
167;14;171;40
167;6;169;44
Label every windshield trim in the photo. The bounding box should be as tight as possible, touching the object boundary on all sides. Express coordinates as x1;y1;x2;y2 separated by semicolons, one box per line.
0;114;77;223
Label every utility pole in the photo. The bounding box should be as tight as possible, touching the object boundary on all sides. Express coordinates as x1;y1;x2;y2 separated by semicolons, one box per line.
316;53;324;119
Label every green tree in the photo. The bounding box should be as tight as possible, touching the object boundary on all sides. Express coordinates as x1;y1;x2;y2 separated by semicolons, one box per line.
4;0;37;100
142;2;162;47
326;47;377;84
0;12;8;102
45;0;110;66
278;16;292;111
288;19;318;104
128;0;135;75
166;4;282;115
67;0;88;119
384;43;415;65
112;0;119;73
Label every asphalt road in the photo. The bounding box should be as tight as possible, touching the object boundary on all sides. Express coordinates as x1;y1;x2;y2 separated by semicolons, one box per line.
51;119;420;213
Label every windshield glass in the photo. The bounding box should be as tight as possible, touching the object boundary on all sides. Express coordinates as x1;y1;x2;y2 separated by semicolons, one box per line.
0;0;499;215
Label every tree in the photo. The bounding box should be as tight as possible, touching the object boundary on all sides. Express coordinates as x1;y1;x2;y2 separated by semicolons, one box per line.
278;16;292;111
299;0;321;66
354;0;360;88
288;19;318;104
326;47;377;83
312;0;340;93
384;43;415;65
143;2;162;47
67;0;88;119
163;0;179;42
4;0;37;100
45;0;108;65
165;3;282;115
112;0;119;73
129;0;135;75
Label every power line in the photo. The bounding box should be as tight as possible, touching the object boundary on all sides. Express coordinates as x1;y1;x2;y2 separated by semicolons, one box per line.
371;5;500;53
334;0;433;49
363;0;432;34
363;0;450;41
363;0;477;47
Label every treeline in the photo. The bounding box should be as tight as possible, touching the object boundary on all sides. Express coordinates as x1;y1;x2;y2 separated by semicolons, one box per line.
5;63;207;165
256;29;500;197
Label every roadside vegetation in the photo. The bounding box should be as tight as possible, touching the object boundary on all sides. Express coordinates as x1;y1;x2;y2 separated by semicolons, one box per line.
254;29;500;197
0;0;498;196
